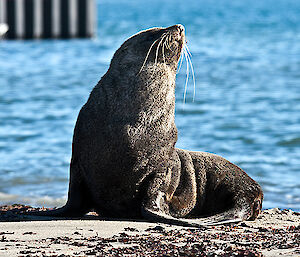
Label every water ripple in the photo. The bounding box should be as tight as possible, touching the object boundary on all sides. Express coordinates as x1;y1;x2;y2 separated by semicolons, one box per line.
0;0;299;210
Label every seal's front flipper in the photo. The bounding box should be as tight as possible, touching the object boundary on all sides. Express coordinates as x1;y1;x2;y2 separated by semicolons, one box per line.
27;161;92;218
26;205;79;218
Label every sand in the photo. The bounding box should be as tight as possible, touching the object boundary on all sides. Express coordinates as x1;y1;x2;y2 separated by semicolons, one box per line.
0;205;299;256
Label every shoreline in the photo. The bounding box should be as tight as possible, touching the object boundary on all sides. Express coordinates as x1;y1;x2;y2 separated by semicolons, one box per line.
0;205;299;256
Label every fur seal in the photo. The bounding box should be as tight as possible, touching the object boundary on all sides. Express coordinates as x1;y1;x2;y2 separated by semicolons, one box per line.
34;24;263;226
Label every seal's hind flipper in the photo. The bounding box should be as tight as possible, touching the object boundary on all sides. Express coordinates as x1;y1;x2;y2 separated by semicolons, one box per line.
142;206;247;227
187;211;245;226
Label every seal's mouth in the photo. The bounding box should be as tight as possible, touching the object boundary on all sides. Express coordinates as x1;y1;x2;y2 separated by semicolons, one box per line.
138;24;186;73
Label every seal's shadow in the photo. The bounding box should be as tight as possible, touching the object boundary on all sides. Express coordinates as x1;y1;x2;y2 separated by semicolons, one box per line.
0;209;148;223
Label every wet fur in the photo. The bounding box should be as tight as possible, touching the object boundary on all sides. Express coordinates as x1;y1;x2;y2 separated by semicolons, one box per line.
30;25;263;226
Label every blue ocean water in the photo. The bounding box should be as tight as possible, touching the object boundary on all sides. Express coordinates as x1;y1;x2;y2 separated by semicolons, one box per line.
0;0;299;210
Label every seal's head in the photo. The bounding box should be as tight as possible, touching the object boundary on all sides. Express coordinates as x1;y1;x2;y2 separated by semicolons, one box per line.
110;24;186;73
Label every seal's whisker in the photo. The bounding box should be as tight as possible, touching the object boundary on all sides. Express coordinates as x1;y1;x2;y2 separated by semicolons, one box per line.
170;35;177;53
139;37;161;74
162;34;171;67
162;41;167;68
184;44;196;102
154;38;163;68
184;43;193;58
177;53;184;74
166;34;172;50
183;47;190;103
177;38;186;73
165;34;174;53
154;34;167;68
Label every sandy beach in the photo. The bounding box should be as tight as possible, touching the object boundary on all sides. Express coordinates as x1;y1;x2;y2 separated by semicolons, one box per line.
0;205;299;256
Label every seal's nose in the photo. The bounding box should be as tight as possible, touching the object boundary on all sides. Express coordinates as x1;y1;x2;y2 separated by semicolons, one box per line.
167;24;185;34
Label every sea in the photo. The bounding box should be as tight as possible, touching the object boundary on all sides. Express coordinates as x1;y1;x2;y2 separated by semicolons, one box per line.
0;0;299;211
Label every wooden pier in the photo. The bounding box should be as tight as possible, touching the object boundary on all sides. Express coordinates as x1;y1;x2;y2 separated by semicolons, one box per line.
0;0;96;39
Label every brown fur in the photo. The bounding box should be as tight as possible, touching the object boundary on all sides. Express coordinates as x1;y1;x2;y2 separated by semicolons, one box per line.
32;25;263;227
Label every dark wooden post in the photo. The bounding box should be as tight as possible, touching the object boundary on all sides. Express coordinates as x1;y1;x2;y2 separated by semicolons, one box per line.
0;0;96;39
